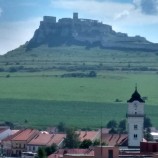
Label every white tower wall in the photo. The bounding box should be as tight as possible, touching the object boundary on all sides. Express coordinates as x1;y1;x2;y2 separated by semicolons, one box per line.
127;89;145;147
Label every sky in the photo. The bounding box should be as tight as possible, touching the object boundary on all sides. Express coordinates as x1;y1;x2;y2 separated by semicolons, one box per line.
0;0;158;55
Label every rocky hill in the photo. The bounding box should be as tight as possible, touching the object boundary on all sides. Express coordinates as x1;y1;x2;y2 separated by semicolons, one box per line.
26;13;158;51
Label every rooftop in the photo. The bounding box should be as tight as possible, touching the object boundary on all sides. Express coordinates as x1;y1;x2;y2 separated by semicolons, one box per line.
77;131;100;142
0;127;9;134
47;134;66;146
54;149;93;155
12;129;38;141
28;133;54;146
127;87;144;103
102;134;128;146
2;130;21;141
28;133;66;146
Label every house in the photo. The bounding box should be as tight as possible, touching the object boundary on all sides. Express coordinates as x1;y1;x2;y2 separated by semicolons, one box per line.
27;133;66;152
48;146;119;158
151;132;158;141
48;133;66;148
11;129;39;156
102;134;128;146
47;127;58;134
140;141;158;153
94;146;119;158
2;130;20;156
77;131;100;142
48;149;94;158
0;127;12;141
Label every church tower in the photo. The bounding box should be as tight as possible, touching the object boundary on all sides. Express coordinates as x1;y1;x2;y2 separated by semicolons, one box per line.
127;86;145;147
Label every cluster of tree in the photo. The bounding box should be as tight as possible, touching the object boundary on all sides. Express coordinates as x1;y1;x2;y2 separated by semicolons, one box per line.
63;128;102;149
57;122;67;132
61;71;97;78
106;119;126;134
38;144;57;158
121;66;157;72
0;121;15;129
106;116;153;134
144;116;153;141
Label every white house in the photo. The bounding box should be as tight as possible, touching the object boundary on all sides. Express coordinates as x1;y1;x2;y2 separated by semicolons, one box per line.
0;127;12;141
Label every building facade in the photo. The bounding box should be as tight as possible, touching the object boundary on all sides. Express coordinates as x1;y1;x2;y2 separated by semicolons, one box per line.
127;87;145;147
11;129;39;156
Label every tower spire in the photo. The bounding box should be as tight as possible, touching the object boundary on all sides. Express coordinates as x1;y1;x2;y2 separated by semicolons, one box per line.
135;83;137;91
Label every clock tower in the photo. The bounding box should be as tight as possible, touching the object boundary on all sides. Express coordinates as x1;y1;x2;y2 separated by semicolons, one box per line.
127;86;145;147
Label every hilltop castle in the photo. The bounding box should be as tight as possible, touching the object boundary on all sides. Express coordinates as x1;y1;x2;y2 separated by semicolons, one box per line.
27;13;158;51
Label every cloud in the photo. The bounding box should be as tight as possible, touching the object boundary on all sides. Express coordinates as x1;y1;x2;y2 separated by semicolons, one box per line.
51;0;158;25
50;0;158;43
0;17;42;55
133;0;158;15
51;0;133;22
114;10;130;20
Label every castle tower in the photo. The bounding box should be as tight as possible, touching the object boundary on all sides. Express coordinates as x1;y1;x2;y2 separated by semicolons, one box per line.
127;86;145;147
73;12;78;20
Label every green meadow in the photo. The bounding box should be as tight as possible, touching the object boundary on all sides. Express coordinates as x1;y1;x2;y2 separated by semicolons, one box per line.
0;46;158;128
0;72;158;129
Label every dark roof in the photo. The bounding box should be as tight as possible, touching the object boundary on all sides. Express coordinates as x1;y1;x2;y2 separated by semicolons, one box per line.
127;87;145;103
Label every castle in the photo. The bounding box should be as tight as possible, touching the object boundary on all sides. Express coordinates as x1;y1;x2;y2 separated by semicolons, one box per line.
27;12;157;51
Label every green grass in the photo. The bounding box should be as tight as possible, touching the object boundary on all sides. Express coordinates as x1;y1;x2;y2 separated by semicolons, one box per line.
0;72;158;104
0;98;157;129
1;46;158;72
0;46;158;128
0;72;158;128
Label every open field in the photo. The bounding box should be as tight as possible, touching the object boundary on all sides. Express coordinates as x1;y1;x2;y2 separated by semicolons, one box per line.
0;72;157;128
0;72;158;104
0;46;158;128
0;98;157;129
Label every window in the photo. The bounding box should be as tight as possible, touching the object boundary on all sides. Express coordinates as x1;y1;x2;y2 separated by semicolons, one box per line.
33;146;35;151
134;134;137;139
134;125;138;130
108;150;113;158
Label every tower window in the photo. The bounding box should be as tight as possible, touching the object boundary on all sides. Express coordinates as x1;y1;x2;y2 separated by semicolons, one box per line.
134;134;138;139
134;125;138;130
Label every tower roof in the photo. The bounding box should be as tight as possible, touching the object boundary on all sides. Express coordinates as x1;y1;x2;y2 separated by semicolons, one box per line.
127;86;145;103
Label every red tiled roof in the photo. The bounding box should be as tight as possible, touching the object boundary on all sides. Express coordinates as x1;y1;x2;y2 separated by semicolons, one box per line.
47;134;66;146
28;133;54;146
28;133;66;146
77;131;100;142
12;129;38;141
48;154;62;158
2;130;22;141
46;149;94;158
117;134;128;145
102;134;128;146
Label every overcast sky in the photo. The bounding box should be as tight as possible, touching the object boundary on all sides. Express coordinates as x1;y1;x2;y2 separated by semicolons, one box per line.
0;0;158;55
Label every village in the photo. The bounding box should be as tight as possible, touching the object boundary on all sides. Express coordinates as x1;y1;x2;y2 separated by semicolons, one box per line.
0;88;158;158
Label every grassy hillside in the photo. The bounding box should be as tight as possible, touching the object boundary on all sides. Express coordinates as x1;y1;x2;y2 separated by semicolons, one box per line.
0;45;158;128
1;45;158;73
0;72;157;128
